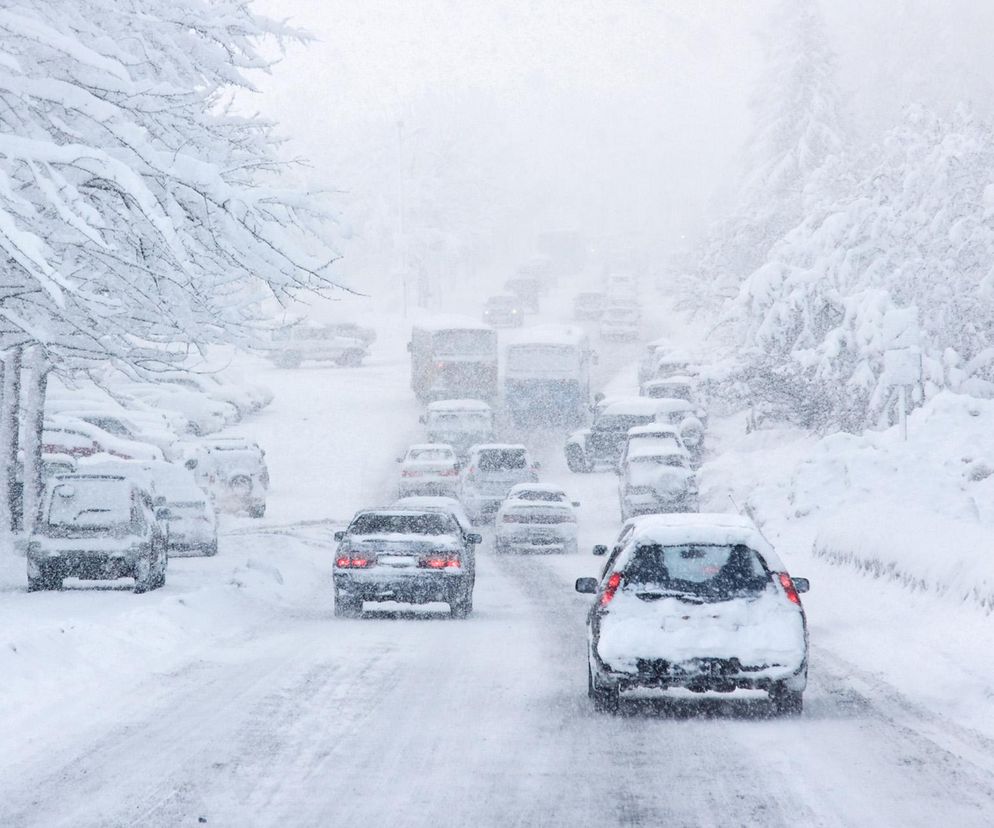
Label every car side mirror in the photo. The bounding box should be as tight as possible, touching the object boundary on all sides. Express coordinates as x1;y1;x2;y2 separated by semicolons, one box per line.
468;533;483;544
575;577;598;594
154;495;167;507
532;461;541;470
396;457;403;463
572;501;580;508
592;544;608;556
334;530;345;541
185;458;198;470
155;507;172;521
792;577;810;594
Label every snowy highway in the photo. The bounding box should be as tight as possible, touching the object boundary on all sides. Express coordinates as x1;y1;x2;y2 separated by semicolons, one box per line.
4;323;994;828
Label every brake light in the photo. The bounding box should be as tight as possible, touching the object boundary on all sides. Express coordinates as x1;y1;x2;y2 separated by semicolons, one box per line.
600;572;622;606
439;468;459;477
436;361;446;370
401;470;421;477
419;555;460;569
778;572;801;605
336;554;376;569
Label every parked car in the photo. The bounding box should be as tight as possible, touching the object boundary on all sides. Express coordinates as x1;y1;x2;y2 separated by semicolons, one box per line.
43;416;164;462
640;376;699;405
575;513;810;714
422;399;495;458
482;294;525;327
26;473;170;593
495;487;579;554
41;453;77;480
83;459;218;557
573;291;606;320
122;382;235;436
599;306;641;341
264;321;368;368
332;509;481;618
565;398;663;472
325;321;377;348
185;437;268;517
459;444;540;523
396;444;460;498
617;444;697;520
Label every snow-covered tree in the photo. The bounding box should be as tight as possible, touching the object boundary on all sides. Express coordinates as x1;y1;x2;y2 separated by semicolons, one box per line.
678;0;846;313
0;1;342;530
734;104;994;430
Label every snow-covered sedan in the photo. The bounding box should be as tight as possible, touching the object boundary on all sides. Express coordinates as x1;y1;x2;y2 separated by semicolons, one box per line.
576;513;810;714
333;509;481;618
495;486;579;554
396;443;460;497
618;444;697;520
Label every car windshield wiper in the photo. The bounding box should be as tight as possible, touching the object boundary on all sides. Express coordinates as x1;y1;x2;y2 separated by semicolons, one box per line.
634;589;704;604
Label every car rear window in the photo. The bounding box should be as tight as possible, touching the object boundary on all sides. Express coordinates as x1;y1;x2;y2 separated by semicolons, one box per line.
513;490;564;502
477;449;527;470
349;513;457;536
46;479;132;529
409;448;453;461
622;543;769;598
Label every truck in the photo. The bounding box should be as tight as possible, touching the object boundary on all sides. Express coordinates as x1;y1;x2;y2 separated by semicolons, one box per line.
408;317;498;402
503;326;594;427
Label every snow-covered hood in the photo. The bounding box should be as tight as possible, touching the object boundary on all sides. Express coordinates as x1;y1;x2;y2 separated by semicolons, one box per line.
596;587;805;674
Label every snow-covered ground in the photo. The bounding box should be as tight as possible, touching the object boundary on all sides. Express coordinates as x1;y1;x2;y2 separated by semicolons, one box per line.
3;295;994;826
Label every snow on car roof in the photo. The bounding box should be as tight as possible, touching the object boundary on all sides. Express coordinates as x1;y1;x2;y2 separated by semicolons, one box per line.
426;398;492;412
503;324;589;347
412;314;493;333
626;442;689;460
651;398;695;412
602;398;666;417
508;483;565;493
626;513;786;571
469;443;528;451
643;376;694;388
628;423;680;436
407;443;454;451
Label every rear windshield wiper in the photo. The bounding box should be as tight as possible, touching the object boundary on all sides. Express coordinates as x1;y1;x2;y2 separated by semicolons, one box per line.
634;590;704;604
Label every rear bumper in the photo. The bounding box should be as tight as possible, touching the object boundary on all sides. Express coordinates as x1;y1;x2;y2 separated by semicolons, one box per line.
622;494;697;516
592;649;807;693
28;550;140;580
496;525;576;550
334;570;470;604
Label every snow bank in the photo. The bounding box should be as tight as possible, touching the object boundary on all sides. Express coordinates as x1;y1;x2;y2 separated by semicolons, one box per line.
706;392;994;611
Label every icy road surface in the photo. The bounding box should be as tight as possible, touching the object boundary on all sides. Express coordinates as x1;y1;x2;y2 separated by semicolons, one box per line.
3;321;994;827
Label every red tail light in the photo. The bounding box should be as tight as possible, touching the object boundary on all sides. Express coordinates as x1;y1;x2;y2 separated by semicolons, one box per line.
600;572;622;606
419;555;461;569
438;468;459;477
778;572;801;605
401;470;421;477
336;554;376;569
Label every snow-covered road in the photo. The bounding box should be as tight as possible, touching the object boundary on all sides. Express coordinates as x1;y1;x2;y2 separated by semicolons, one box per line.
4;319;994;827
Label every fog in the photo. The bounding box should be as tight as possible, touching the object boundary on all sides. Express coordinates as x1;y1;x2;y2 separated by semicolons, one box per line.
248;0;994;305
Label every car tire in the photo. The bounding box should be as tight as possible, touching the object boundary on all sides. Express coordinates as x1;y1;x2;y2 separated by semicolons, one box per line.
589;665;619;713
769;683;803;716
334;592;362;618
248;503;266;519
133;553;156;594
204;540;219;557
27;564;62;592
450;586;473;619
565;444;589;474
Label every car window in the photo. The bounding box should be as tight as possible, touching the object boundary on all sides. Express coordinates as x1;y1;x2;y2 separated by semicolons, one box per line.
348;512;458;536
512;489;564;502
46;479;132;529
622;543;769;598
408;448;454;462
477;449;527;471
